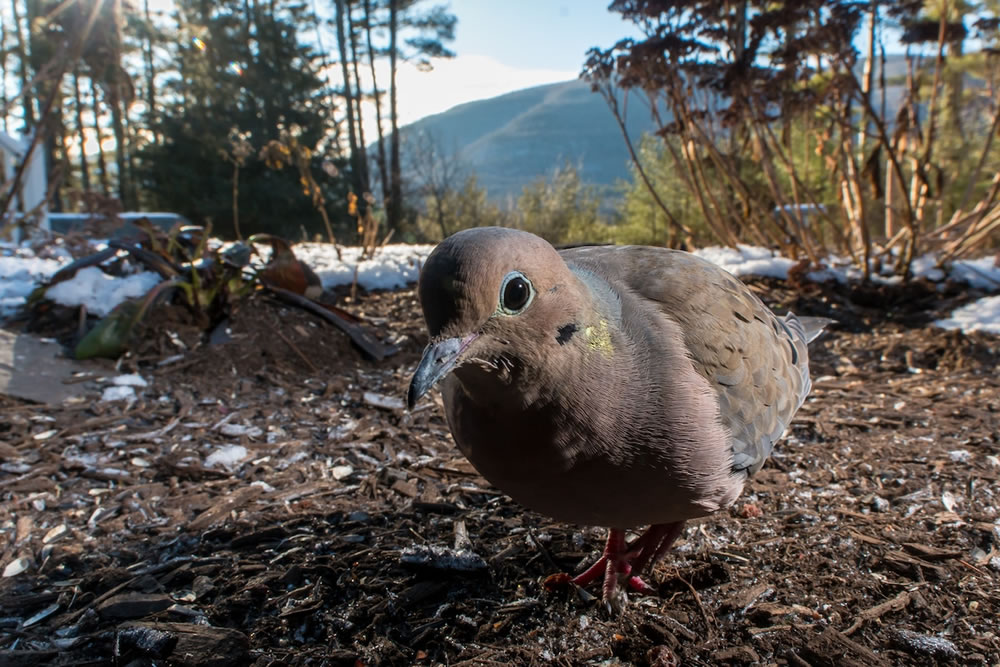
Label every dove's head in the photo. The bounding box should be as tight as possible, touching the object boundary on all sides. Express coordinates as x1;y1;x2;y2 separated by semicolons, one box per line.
407;227;584;409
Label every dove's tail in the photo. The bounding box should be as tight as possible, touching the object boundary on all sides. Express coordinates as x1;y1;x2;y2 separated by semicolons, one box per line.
795;316;835;343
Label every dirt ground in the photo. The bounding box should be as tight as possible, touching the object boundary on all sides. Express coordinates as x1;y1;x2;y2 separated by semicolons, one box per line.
1;274;999;666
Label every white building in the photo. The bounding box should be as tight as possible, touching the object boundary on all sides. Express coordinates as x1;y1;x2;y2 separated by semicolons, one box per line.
0;131;48;241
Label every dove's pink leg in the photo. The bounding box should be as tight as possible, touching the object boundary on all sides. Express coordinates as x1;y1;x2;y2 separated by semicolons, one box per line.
570;522;685;598
571;529;631;597
624;521;685;593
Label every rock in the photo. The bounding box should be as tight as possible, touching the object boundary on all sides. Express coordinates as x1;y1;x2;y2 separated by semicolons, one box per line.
400;544;487;572
892;629;960;661
871;495;890;512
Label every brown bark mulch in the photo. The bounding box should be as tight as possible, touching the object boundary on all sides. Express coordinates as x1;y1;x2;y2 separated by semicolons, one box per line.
1;277;998;666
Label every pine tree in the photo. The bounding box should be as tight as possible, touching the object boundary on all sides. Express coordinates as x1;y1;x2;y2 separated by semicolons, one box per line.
138;0;347;239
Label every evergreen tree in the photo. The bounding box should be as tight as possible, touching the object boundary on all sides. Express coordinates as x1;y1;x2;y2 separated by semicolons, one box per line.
137;0;348;239
516;164;609;246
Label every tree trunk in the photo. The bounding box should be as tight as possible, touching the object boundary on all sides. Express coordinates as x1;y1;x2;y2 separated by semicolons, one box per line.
91;77;111;196
108;87;132;208
124;105;140;207
11;0;34;129
860;1;876;151
24;0;65;210
47;95;66;211
142;0;158;143
0;8;9;133
388;0;401;232
364;0;390;208
334;0;364;201
72;69;91;193
347;4;369;192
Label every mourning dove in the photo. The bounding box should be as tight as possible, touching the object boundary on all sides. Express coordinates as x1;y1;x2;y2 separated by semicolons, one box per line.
407;227;827;603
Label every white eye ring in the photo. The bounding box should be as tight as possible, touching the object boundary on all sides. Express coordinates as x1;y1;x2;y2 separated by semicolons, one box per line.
498;271;534;315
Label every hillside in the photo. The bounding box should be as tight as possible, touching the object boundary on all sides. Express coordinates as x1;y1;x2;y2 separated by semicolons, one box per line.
399;79;655;201
396;56;917;203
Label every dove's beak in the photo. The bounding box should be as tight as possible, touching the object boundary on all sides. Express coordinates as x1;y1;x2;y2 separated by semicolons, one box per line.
407;333;479;409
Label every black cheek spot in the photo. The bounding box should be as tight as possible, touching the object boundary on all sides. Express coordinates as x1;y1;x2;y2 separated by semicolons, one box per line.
556;323;578;345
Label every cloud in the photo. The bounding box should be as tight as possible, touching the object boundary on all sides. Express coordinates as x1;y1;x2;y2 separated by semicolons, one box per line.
358;54;577;133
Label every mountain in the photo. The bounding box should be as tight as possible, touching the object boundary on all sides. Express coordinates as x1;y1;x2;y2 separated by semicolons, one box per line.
399;79;655;202
397;56;916;204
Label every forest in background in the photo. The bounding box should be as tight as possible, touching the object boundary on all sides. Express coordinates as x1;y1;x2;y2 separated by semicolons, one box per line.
0;0;455;242
0;0;998;278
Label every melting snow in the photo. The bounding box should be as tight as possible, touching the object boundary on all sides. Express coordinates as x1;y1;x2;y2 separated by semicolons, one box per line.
46;266;162;317
101;386;137;402
692;245;798;279
292;243;434;291
205;444;249;469
112;374;148;387
2;238;998;335
934;295;1000;335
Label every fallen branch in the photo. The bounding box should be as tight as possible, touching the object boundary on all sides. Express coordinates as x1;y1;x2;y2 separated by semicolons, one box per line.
265;286;396;361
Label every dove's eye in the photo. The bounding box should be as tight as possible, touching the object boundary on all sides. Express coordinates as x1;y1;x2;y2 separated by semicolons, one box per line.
499;271;533;315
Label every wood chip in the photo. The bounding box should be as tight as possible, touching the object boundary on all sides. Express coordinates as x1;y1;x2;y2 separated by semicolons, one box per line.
2;557;31;578
97;593;174;620
42;524;70;544
902;542;963;561
391;479;419;498
115;622;249;665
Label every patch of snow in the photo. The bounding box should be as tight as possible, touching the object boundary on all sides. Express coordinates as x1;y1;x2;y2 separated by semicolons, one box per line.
45;266;161;317
292;243;434;291
910;253;946;282
0;254;64;317
112;374;148;387
948;257;1000;289
692;245;797;279
934;295;1000;335
4;239;1000;336
205;444;249;469
101;386;136;402
0;254;63;282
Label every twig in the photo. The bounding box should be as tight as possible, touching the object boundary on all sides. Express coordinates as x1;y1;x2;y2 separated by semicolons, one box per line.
673;570;716;639
265;285;394;361
120;411;188;442
594;80;693;241
525;526;560;572
60;576;140;625
844;590;911;636
273;327;318;373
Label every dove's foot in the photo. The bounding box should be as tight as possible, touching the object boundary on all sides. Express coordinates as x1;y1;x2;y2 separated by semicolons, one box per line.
569;522;685;603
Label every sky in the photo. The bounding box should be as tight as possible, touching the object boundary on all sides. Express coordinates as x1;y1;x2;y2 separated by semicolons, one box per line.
374;1;636;127
446;1;633;73
0;0;628;150
0;1;941;151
